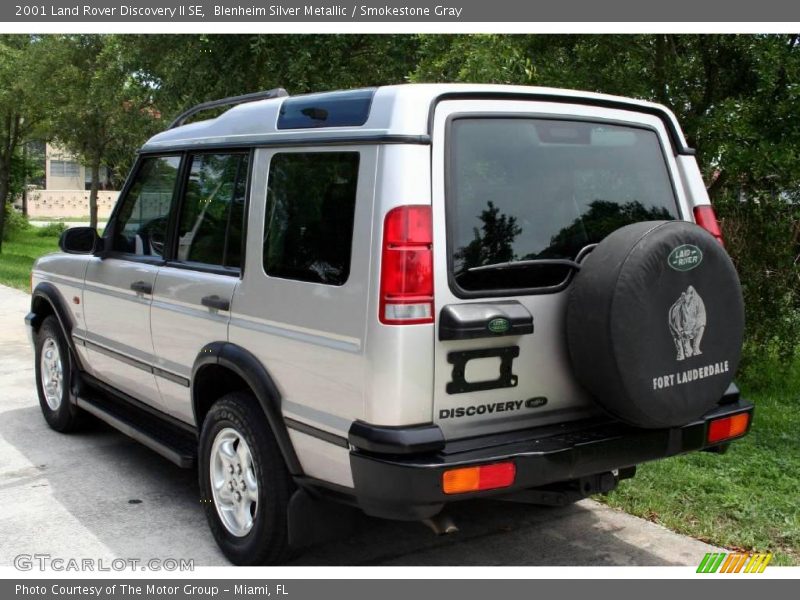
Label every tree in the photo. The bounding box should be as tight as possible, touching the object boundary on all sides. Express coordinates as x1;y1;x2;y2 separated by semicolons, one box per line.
0;35;45;253
120;35;421;124
414;34;800;201
454;201;522;272
414;34;800;367
34;35;162;229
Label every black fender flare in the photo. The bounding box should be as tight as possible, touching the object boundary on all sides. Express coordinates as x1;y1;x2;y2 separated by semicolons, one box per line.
29;282;84;371
191;342;303;476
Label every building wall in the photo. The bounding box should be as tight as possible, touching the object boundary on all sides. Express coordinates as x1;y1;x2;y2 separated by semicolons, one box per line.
26;190;119;219
45;143;85;190
25;144;119;219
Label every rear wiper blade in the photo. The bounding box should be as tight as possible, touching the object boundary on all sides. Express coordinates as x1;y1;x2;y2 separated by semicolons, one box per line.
467;258;582;273
466;244;599;274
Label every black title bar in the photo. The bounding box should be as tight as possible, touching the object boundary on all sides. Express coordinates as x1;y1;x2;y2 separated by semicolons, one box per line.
5;0;800;22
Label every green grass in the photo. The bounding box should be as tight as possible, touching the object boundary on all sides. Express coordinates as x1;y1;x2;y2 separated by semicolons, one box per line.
0;227;60;290
31;216;107;223
600;360;800;565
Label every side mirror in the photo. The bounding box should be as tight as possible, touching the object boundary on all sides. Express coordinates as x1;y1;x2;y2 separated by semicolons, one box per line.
59;227;99;255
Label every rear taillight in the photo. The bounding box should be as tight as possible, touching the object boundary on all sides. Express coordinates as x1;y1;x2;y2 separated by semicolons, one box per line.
379;205;434;325
442;462;516;494
707;413;750;444
694;204;724;246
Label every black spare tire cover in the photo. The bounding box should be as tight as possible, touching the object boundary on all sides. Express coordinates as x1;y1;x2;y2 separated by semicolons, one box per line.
566;220;744;429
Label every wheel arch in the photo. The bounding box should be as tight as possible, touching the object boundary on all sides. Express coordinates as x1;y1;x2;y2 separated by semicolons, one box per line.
191;342;303;476
29;283;83;370
30;282;72;331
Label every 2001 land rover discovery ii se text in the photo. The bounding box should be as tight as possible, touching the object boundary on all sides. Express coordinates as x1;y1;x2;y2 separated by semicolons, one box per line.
26;84;753;565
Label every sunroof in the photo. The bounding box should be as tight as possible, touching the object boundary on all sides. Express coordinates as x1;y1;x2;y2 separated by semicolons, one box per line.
277;88;376;130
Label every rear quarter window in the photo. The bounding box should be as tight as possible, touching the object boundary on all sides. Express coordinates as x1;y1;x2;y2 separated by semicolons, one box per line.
263;151;359;286
448;117;679;294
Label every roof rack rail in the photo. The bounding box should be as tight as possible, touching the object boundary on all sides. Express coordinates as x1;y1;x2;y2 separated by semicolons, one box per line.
168;87;289;129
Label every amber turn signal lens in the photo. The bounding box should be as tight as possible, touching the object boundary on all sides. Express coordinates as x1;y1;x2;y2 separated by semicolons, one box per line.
707;413;750;444
442;462;516;495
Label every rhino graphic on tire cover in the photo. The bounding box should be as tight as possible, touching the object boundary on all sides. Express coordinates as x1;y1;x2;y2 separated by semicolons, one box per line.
668;285;706;361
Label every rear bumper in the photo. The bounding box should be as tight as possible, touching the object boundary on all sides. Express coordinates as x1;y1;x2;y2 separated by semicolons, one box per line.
348;395;753;520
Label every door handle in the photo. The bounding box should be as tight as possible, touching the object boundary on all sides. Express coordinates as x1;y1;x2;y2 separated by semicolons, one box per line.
130;280;153;295
201;294;231;311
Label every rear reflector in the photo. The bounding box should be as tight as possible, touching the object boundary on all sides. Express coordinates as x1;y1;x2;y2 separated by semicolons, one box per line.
379;205;434;325
707;413;750;444
693;204;724;246
442;462;516;495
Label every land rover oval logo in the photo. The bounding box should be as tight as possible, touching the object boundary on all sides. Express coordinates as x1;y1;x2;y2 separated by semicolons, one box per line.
488;318;511;334
668;244;703;271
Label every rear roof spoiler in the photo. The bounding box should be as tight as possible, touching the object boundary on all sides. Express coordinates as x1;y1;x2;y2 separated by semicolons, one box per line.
168;87;289;130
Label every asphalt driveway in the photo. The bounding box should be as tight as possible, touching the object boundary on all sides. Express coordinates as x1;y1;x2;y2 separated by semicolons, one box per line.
0;283;720;566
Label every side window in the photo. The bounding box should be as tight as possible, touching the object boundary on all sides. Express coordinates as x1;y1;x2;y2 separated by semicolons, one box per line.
263;152;359;286
176;153;249;269
112;156;181;257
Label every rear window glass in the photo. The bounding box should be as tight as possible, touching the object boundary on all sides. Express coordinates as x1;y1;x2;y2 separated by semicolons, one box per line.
448;118;678;293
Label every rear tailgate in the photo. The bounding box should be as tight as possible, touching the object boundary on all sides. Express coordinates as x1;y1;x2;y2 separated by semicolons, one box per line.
430;98;693;440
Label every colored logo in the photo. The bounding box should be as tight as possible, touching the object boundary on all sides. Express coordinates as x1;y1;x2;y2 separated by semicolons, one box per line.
487;318;511;334
668;244;703;271
697;552;772;573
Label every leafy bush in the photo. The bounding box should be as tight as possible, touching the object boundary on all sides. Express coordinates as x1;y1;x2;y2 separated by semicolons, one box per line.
2;205;30;240
35;222;68;237
715;195;800;380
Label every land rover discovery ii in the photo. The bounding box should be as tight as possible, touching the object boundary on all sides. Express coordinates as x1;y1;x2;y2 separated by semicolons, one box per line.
26;84;752;564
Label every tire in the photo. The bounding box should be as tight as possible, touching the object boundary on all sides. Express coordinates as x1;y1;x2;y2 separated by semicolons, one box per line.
198;391;295;565
34;316;82;432
566;220;744;429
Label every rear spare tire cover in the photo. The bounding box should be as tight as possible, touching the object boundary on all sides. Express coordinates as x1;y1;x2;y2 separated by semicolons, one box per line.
566;220;744;429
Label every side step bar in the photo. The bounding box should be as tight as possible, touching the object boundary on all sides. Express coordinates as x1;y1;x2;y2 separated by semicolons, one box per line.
76;393;197;468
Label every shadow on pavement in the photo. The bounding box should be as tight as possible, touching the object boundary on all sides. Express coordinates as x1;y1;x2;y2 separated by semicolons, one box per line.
0;405;688;566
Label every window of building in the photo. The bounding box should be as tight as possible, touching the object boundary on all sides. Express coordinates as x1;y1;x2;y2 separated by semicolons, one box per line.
50;160;80;179
84;165;111;191
263;152;360;286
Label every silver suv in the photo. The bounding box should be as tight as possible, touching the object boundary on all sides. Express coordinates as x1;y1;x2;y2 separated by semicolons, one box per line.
26;84;753;565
